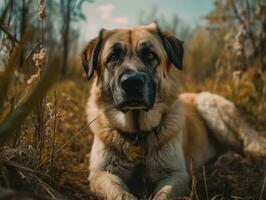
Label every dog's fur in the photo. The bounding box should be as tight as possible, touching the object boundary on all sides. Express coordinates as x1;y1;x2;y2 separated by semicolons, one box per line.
81;23;243;200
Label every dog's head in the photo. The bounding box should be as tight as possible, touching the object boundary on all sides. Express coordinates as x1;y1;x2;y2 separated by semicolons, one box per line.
82;23;183;113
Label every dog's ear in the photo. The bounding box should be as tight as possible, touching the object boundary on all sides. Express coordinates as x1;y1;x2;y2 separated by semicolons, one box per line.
157;27;184;70
81;29;105;79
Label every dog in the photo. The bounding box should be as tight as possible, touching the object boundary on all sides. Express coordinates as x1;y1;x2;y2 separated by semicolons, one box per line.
81;23;266;200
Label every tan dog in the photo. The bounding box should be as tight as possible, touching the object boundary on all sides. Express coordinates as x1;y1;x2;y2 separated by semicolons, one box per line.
81;23;266;200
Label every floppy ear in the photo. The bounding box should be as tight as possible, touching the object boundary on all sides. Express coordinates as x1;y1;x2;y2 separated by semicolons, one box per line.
157;28;184;70
81;29;105;79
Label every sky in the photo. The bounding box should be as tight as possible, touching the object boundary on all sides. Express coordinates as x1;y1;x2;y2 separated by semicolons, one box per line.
79;0;215;41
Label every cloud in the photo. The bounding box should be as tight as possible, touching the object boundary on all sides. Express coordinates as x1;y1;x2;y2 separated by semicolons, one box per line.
97;3;115;20
96;4;129;28
113;16;129;26
79;3;130;41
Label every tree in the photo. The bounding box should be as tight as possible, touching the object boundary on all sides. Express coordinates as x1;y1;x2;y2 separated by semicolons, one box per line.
138;6;190;40
60;0;93;75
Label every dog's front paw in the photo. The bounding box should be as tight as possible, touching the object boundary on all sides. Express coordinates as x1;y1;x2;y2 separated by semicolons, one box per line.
152;191;169;200
119;192;138;200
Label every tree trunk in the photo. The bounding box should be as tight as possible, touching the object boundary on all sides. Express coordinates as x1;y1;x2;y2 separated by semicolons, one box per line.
61;0;71;75
19;0;27;67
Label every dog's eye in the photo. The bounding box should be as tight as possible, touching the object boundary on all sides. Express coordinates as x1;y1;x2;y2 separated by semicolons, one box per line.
109;54;120;62
145;52;155;60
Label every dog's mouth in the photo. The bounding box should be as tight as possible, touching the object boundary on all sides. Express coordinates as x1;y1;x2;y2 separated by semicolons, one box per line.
117;99;151;112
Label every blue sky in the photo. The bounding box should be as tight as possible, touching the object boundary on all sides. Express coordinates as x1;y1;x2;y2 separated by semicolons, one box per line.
79;0;215;41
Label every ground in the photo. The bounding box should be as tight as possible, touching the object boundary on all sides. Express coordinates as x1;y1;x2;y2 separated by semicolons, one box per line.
0;75;265;200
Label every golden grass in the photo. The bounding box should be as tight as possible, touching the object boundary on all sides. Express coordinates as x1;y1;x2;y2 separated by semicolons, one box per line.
1;62;265;199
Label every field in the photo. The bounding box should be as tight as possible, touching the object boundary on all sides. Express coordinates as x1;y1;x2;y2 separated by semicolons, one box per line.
0;65;265;200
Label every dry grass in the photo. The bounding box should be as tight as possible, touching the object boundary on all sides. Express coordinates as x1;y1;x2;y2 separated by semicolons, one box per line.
0;62;265;199
0;76;95;200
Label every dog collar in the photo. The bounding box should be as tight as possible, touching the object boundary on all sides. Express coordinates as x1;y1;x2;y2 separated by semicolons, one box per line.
116;126;160;159
115;113;165;159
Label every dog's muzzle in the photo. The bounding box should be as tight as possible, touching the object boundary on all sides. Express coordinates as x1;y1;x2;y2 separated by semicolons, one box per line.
115;71;156;112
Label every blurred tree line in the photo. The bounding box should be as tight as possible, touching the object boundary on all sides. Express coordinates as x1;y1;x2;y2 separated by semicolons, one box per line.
139;5;191;40
0;0;93;74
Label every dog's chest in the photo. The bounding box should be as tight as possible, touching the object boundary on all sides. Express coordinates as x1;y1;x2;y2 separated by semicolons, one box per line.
121;150;173;197
126;162;154;197
118;144;167;192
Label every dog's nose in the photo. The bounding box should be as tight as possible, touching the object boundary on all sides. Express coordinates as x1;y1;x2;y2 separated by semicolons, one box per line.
120;73;146;91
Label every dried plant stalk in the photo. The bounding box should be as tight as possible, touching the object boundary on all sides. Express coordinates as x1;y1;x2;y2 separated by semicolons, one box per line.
0;57;60;146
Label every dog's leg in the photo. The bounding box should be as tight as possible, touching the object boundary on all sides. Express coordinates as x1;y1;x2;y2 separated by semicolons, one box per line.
89;137;137;200
89;170;137;200
196;92;266;157
152;172;190;200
